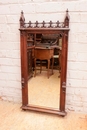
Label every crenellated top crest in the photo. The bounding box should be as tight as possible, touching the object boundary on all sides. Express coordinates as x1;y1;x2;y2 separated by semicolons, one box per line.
19;9;69;28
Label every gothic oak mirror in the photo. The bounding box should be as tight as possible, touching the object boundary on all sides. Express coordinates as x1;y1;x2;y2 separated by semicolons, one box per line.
19;10;70;116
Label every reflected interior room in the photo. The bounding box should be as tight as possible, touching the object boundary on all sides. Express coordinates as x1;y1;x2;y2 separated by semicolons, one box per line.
27;33;62;109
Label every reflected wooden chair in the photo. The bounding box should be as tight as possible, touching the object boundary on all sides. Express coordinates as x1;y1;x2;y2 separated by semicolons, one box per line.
34;47;54;78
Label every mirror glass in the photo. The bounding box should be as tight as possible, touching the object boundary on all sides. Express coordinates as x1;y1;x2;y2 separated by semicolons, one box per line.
28;70;60;109
27;33;62;109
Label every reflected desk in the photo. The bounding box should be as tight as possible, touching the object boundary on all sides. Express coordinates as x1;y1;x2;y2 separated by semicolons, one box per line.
34;46;54;78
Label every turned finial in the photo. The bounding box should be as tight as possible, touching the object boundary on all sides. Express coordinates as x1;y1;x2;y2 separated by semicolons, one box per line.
42;21;46;28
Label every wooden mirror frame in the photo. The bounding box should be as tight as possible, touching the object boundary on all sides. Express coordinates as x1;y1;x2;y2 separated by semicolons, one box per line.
19;10;70;116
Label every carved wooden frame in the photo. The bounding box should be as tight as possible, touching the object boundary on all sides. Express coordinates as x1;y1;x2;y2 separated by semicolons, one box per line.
19;10;70;116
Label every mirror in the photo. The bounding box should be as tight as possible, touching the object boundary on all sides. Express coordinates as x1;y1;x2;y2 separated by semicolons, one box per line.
27;33;62;110
19;10;70;116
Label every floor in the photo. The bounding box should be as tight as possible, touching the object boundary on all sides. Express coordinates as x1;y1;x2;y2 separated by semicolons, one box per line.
0;100;87;130
0;70;87;130
28;69;60;109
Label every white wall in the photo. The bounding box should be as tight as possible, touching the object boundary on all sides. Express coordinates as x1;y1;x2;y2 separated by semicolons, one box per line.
0;0;87;113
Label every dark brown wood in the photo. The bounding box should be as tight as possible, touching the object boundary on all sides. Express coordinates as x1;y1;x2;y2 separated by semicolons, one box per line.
19;10;70;116
20;31;28;105
60;32;67;111
19;11;25;27
19;28;69;32
22;105;66;116
19;10;69;28
64;9;69;28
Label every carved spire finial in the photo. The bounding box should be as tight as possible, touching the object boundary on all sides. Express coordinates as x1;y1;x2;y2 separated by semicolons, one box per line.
20;10;25;27
66;9;69;19
64;9;70;27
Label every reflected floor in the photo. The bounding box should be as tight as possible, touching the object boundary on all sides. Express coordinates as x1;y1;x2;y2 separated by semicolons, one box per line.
28;69;60;109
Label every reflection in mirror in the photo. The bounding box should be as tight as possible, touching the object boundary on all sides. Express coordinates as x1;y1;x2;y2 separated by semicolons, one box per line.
27;33;62;109
28;70;60;109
